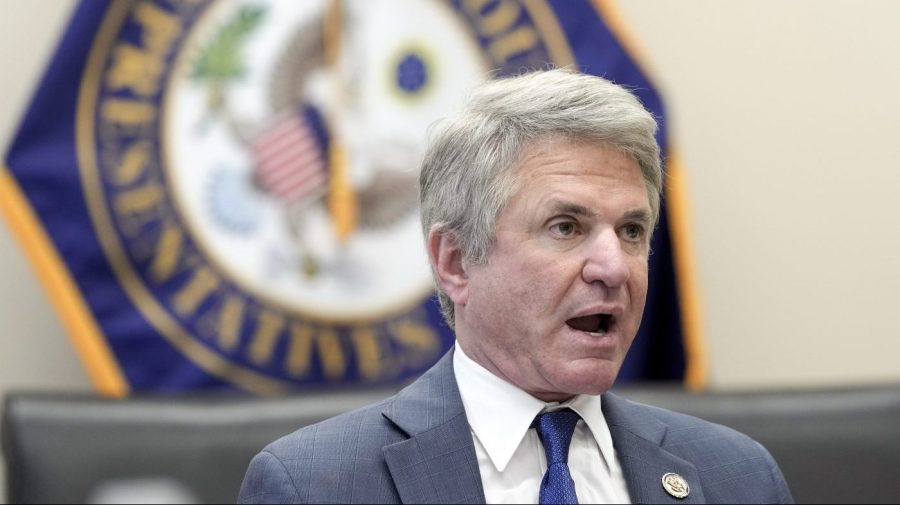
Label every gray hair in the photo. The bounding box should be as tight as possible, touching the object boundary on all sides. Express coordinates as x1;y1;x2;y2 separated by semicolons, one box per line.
419;68;662;327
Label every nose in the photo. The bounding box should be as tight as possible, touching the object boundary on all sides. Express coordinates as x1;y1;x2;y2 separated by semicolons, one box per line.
582;229;630;288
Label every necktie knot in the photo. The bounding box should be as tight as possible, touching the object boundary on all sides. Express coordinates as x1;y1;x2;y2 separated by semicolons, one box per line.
533;408;581;464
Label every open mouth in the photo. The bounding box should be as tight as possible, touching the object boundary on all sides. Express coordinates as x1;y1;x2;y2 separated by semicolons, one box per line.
566;314;615;335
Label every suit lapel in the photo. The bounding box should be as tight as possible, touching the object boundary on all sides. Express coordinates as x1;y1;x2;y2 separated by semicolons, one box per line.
379;355;710;504
381;350;485;504
603;393;707;504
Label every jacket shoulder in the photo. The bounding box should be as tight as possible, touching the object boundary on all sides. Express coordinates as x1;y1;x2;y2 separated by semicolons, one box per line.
263;396;401;459
239;397;404;504
607;394;794;504
608;393;767;449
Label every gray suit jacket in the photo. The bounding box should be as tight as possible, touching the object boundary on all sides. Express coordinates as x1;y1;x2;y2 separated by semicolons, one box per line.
239;351;793;504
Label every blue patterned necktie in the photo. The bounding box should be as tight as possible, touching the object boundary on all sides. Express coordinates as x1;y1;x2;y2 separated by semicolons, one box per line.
532;408;581;504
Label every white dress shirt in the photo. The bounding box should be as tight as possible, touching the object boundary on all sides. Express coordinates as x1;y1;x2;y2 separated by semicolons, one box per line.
453;342;631;504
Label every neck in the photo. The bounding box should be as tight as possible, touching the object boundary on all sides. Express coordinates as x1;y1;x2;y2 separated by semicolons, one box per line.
455;338;576;405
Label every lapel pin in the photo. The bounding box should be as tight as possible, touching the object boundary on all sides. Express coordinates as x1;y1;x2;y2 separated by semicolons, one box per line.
661;473;690;499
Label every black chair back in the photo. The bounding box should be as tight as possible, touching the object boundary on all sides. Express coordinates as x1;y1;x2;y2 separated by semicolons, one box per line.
4;385;900;503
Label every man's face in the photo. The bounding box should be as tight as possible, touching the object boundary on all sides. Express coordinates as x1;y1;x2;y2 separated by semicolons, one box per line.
456;139;651;401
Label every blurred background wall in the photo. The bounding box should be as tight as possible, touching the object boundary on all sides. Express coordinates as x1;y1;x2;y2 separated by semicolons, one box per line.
616;0;900;389
2;0;900;499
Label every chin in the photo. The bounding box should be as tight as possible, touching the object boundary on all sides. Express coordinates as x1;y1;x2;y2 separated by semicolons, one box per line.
555;362;621;396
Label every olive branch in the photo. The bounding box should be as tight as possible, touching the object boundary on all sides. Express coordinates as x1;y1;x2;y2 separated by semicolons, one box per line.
191;5;266;114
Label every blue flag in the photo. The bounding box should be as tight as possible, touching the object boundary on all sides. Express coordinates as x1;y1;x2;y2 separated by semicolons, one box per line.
2;0;702;395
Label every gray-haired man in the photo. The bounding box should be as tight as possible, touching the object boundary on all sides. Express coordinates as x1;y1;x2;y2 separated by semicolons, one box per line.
240;69;793;504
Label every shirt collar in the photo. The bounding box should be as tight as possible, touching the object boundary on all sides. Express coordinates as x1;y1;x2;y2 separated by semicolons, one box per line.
565;390;618;474
453;341;617;473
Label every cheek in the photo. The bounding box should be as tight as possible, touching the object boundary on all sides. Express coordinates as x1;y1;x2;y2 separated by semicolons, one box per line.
486;250;542;294
469;260;559;339
466;266;524;328
627;264;649;319
508;259;574;317
469;244;579;327
631;269;648;299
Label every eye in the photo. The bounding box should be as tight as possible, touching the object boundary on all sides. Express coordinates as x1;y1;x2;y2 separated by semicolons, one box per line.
621;223;645;242
549;220;579;238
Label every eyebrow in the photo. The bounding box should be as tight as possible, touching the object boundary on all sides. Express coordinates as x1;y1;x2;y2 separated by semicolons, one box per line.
547;199;652;224
548;200;596;218
622;209;652;225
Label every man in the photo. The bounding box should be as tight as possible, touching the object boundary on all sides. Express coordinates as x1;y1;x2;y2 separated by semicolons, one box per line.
239;69;793;504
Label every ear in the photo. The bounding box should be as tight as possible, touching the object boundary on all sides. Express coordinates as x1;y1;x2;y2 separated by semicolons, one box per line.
427;228;469;306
